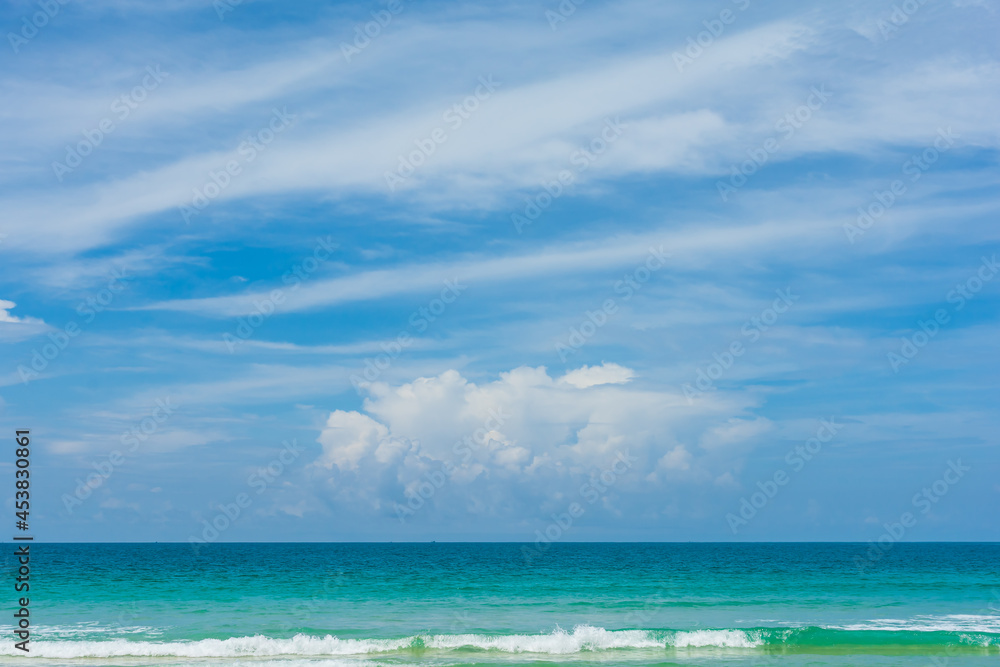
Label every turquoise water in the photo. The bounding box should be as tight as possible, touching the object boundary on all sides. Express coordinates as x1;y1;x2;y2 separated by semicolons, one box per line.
2;543;998;666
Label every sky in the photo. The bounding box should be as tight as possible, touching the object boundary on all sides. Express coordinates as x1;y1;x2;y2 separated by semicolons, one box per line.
0;0;998;544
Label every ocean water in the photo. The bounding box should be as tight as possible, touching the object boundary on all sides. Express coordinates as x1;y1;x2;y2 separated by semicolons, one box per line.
1;543;998;666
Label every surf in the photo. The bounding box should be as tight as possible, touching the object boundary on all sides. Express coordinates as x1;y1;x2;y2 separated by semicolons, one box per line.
3;623;998;658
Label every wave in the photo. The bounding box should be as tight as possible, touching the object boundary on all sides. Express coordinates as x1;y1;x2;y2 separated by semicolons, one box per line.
2;623;998;659
828;615;1000;633
7;623;164;638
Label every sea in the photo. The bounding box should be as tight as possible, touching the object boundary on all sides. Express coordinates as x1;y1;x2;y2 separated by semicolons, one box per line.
1;542;998;666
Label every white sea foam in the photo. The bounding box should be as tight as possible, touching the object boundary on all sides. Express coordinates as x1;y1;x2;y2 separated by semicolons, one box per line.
829;614;1000;634
958;633;1000;647
4;621;995;658
0;626;780;658
426;625;662;653
669;629;765;648
0;623;162;637
0;634;413;659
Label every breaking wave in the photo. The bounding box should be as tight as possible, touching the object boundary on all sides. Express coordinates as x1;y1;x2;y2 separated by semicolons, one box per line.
2;621;998;658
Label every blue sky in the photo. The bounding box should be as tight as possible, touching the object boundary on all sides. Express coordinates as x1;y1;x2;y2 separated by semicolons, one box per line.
0;0;998;543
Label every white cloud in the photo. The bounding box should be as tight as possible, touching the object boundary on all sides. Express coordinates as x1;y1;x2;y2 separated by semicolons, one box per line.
657;445;693;472
0;18;817;254
0;299;37;324
315;410;390;471
141;219;829;317
0;2;995;268
559;362;635;388
0;300;48;341
309;364;755;521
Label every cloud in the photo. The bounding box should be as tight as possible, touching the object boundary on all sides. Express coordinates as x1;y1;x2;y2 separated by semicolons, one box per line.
0;17;816;254
657;445;693;472
699;417;773;452
0;300;26;323
2;2;997;261
140;219;828;317
307;364;750;523
0;299;48;341
315;410;390;471
560;362;635;388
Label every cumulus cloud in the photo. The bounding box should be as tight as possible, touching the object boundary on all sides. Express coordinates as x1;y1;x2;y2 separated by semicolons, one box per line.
308;364;759;525
315;410;389;470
